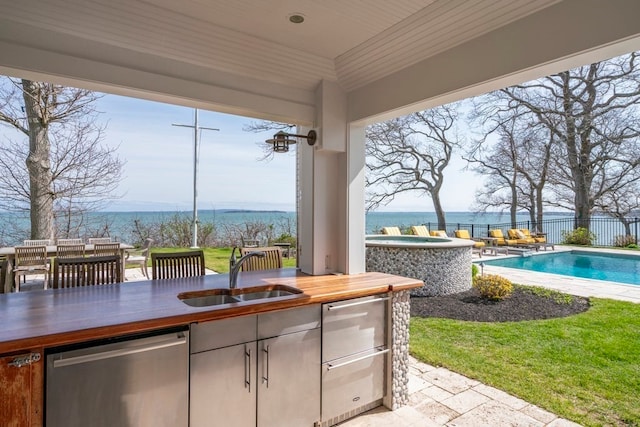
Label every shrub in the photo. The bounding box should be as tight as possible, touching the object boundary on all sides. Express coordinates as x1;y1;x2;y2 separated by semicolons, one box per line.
473;274;513;300
614;235;637;248
471;263;479;278
561;227;596;246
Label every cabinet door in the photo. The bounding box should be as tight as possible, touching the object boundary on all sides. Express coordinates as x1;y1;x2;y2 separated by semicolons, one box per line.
190;342;257;427
0;351;43;427
258;328;320;427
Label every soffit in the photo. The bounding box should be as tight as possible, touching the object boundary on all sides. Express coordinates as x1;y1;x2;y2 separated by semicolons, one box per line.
0;0;560;92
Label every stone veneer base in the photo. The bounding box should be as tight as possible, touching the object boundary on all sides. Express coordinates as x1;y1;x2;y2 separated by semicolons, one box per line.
366;246;472;296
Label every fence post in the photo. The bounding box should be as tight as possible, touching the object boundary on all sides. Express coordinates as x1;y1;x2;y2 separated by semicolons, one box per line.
636;218;638;245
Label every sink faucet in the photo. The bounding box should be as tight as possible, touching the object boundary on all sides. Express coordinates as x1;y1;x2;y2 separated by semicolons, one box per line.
229;247;266;289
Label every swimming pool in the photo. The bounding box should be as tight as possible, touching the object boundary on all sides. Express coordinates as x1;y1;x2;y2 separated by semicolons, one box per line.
479;250;640;286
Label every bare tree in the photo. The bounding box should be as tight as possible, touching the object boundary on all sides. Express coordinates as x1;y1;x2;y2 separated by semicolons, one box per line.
498;52;640;229
594;184;640;237
467;111;555;230
465;120;522;226
0;77;124;240
366;105;461;229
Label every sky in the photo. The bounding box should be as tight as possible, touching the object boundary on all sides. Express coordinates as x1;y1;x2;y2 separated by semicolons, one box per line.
0;83;482;213
94;94;483;213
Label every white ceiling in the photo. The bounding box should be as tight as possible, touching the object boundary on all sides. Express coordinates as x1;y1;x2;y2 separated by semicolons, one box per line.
1;0;638;125
0;0;559;92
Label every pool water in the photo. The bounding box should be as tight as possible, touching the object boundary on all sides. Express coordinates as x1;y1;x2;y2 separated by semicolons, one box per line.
480;250;640;286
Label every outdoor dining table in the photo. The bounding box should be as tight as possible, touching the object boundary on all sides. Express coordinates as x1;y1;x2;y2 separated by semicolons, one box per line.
0;243;133;293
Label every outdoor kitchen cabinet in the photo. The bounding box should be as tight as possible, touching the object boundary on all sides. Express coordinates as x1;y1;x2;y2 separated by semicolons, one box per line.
321;294;389;424
0;349;43;427
190;305;321;427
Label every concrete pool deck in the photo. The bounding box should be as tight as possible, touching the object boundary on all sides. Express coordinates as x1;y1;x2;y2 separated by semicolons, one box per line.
479;245;640;304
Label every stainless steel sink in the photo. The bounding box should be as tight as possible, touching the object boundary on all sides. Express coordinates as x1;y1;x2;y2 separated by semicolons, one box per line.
179;293;240;307
178;284;304;307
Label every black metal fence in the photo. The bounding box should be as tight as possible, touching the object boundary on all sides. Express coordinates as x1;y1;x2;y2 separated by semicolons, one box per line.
422;217;640;247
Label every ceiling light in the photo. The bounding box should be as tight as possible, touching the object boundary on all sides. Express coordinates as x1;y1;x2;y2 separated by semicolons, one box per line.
288;14;305;24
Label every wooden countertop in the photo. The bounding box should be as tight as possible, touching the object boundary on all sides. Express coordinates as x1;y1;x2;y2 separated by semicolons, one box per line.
0;269;422;353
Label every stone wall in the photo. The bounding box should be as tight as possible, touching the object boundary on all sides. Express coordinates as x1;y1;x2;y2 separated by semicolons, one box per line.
366;246;472;296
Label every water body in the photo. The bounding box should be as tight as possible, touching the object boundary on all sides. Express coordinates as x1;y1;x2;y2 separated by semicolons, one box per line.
0;209;573;245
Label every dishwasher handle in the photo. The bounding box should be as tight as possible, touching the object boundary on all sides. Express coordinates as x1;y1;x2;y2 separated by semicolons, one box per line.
326;296;389;311
52;334;187;368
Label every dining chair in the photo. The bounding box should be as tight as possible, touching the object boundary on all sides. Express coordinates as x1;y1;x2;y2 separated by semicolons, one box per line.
23;239;53;246
239;246;283;271
56;244;86;259
13;245;51;292
87;237;112;244
151;250;205;280
57;238;84;245
17;240;52;285
53;255;122;288
92;243;121;257
125;238;153;279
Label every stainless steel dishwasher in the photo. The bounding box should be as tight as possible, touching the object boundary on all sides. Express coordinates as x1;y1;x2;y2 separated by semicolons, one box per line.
46;328;189;427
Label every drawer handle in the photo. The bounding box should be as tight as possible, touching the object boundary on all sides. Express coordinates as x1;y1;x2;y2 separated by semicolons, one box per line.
9;352;41;368
326;348;389;371
327;296;389;311
262;345;269;388
244;345;251;393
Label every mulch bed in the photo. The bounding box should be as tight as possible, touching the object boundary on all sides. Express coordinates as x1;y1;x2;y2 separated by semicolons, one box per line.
410;286;590;322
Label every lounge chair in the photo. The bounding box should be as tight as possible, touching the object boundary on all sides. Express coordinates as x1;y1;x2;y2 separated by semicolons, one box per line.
429;230;448;237
381;226;401;236
454;229;486;257
520;229;546;243
507;229;537;245
410;225;429;236
520;229;554;250
488;229;518;246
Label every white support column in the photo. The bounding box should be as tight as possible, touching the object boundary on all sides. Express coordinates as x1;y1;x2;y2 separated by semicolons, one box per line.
344;124;366;274
299;80;358;275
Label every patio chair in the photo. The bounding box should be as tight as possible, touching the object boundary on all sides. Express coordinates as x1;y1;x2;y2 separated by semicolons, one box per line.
23;239;53;246
13;245;51;292
151;250;205;280
507;229;537;245
57;238;84;245
125;238;152;279
520;229;546;243
239;246;283;271
92;243;121;257
88;237;112;244
381;226;401;236
410;225;429;237
454;229;486;257
17;240;52;285
53;255;122;288
241;236;260;248
56;244;86;259
429;230;449;237
488;229;518;246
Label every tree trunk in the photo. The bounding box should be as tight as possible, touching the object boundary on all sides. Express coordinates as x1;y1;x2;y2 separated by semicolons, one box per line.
535;187;544;232
432;192;447;230
22;80;55;240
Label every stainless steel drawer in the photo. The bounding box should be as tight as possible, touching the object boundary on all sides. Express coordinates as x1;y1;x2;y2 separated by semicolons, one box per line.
190;315;257;353
321;347;387;422
322;294;388;362
258;305;321;340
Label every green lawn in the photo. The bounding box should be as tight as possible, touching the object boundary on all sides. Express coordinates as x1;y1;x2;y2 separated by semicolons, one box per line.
410;298;640;426
147;247;296;273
